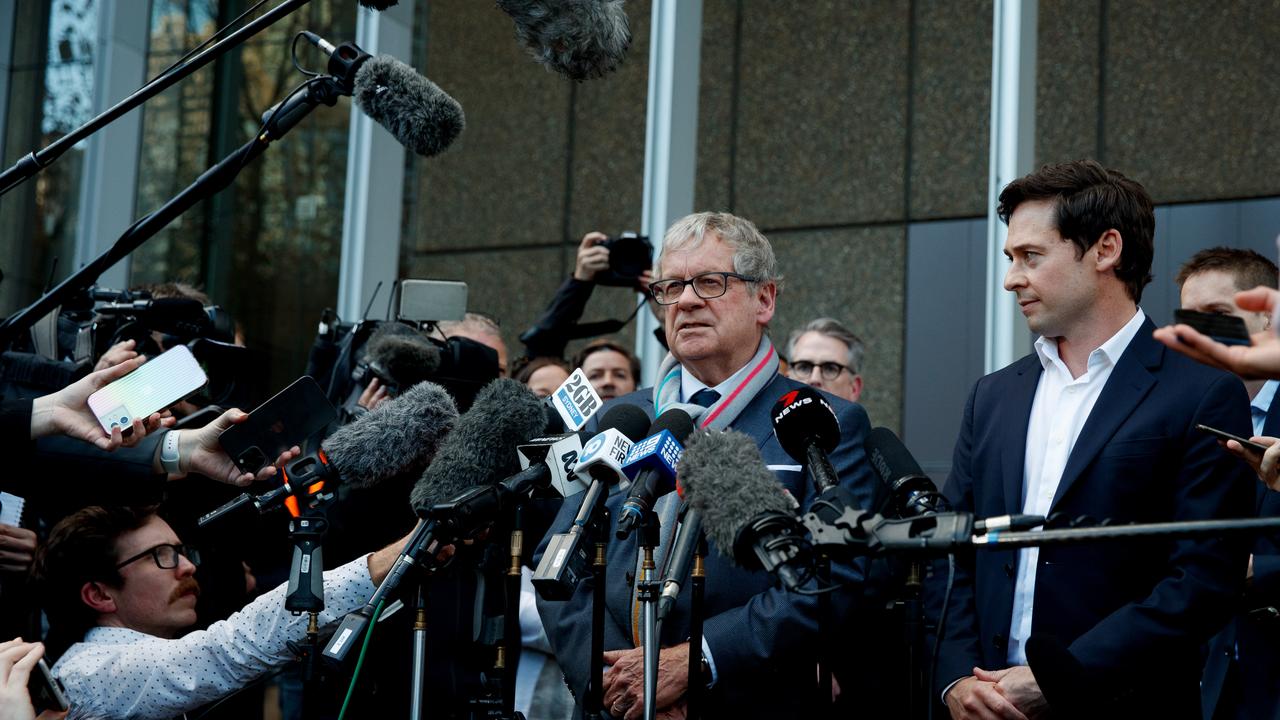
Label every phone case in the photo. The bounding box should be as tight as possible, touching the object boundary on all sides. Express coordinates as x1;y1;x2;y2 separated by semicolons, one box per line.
87;345;208;434
218;376;337;472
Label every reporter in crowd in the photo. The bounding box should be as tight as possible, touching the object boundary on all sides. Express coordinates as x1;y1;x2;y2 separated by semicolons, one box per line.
514;356;572;398
573;338;640;400
934;160;1254;720
535;211;887;719
1172;247;1280;720
32;505;423;720
784;317;865;403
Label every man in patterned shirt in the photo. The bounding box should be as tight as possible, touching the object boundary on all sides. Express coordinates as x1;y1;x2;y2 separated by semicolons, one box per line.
33;505;415;719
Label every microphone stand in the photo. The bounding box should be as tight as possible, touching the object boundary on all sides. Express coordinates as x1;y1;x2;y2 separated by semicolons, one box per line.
813;555;833;716
901;559;927;720
0;0;312;198
283;499;332;717
685;536;706;720
635;510;662;720
502;507;526;720
0;55;357;349
410;584;429;720
585;506;612;719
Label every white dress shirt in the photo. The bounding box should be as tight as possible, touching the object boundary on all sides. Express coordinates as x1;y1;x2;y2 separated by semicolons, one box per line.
55;555;376;720
1005;308;1146;665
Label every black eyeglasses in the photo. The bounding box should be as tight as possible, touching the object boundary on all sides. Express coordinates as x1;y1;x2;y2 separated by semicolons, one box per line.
788;360;850;382
115;543;201;571
648;271;759;306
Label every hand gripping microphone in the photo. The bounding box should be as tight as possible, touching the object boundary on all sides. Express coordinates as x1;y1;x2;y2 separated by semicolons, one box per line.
680;429;810;590
614;409;696;540
325;378;547;666
198;381;459;527
532;404;650;600
772;386;842;491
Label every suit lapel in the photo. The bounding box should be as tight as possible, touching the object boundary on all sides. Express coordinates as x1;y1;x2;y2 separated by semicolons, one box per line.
1050;324;1160;510
1002;356;1043;514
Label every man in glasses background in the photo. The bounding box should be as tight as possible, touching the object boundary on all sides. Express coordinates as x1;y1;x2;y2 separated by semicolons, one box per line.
784;318;866;403
32;505;415;719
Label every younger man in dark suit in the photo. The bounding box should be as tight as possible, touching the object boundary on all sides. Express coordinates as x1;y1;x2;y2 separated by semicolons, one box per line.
935;161;1255;719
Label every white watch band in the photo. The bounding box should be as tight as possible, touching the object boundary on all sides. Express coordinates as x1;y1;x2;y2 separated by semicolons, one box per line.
161;430;182;474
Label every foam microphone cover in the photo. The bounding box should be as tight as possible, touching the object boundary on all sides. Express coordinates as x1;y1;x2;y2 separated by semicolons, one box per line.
321;380;458;489
771;386;841;463
598;403;651;442
354;54;465;157
410;378;548;512
363;322;441;389
496;0;632;81
677;429;792;565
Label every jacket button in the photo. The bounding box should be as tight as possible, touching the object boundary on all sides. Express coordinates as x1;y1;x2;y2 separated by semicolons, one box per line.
993;634;1007;651
1003;563;1015;578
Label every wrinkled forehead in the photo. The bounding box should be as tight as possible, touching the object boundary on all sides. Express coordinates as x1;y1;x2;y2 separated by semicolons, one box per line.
656;231;733;278
114;516;180;561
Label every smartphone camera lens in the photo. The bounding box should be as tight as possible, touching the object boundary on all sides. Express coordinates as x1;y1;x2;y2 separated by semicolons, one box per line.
120;416;130;425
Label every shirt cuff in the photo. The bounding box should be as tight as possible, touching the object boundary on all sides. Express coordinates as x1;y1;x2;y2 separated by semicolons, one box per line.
701;637;718;689
941;676;963;704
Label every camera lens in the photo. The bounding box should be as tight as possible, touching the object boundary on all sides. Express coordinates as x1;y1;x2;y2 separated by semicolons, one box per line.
120;416;130;425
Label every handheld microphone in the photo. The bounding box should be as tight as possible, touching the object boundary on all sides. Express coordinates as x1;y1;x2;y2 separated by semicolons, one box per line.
517;431;589;498
772;386;842;491
199;381;458;526
679;429;809;589
614;409;696;540
496;0;632;81
655;499;701;623
532;403;650;600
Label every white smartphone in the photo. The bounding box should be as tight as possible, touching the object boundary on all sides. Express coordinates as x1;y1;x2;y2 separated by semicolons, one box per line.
87;344;208;434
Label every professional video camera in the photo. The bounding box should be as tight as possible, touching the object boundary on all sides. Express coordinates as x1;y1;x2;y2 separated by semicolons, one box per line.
0;285;262;408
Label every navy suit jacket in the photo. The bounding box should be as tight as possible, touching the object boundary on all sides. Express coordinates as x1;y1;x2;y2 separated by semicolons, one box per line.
1200;393;1280;720
534;373;889;719
934;321;1255;717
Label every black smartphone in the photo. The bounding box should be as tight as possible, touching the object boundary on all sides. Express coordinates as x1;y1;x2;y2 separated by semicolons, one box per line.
1196;424;1268;454
218;376;337;472
28;658;69;713
1174;309;1252;346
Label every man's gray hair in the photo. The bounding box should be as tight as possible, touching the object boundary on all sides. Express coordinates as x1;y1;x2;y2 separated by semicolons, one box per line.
785;318;865;374
439;312;501;338
658;212;782;290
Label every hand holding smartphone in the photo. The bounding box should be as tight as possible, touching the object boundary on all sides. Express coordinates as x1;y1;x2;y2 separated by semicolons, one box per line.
1196;423;1268;454
86;345;207;435
1174;309;1252;347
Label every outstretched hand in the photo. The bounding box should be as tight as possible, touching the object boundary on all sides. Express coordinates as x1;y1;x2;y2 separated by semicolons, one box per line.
1154;286;1280;380
29;355;174;450
172;408;300;486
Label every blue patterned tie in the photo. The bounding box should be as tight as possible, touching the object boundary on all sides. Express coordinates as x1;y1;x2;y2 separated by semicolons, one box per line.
688;388;721;408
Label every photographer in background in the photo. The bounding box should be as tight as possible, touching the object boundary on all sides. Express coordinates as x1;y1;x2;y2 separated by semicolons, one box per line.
520;231;656;362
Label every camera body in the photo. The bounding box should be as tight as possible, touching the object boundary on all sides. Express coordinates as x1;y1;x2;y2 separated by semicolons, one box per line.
596;232;652;288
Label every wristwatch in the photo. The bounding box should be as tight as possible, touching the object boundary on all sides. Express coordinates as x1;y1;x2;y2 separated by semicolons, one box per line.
160;430;182;474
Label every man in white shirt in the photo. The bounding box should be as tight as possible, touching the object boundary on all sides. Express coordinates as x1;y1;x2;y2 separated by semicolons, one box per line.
935;160;1255;720
33;505;413;720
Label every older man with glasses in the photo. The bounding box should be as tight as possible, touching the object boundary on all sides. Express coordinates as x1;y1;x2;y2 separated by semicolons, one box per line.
784;318;865;403
534;211;890;720
32;506;416;719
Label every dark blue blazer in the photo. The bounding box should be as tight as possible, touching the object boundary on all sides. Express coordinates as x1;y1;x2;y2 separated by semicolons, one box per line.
533;373;888;719
934;321;1255;717
1200;391;1280;720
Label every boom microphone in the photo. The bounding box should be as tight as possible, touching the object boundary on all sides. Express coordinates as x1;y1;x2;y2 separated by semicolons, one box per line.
864;427;950;518
354;54;465;157
496;0;632;81
199;381;458;526
409;378;548;514
679;429;808;588
361;321;442;392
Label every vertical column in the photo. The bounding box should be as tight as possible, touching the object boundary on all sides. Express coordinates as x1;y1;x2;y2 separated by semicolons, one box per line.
635;0;703;382
984;0;1037;372
0;0;14;160
74;0;150;289
338;2;414;321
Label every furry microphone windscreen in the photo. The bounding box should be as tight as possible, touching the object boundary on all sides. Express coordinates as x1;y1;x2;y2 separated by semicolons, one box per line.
321;380;459;489
364;322;441;390
496;0;632;81
354;54;465;157
409;378;548;513
677;429;793;565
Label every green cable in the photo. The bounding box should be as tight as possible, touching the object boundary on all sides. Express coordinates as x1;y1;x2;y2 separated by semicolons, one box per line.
338;600;384;720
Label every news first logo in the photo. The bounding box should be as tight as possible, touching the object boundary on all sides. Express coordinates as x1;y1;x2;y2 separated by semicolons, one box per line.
581;431;632;466
552;368;603;431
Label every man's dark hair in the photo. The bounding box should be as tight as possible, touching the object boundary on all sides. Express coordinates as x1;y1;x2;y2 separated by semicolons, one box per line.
32;505;157;657
572;339;641;384
998;159;1156;302
1175;246;1279;292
